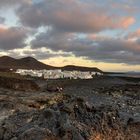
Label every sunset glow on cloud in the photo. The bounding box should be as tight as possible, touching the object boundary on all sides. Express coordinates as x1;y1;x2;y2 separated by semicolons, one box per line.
0;0;140;71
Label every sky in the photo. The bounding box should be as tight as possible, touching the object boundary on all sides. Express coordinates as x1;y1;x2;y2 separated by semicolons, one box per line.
0;0;140;72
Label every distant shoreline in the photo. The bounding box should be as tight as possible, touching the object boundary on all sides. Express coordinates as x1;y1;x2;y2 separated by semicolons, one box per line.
104;72;140;78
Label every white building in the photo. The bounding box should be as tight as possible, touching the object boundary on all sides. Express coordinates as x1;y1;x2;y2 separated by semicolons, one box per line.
44;69;62;79
16;69;103;79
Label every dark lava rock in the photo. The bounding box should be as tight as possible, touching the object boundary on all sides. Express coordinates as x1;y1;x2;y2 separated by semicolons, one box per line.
18;127;56;140
0;76;40;91
45;85;63;93
0;99;15;110
0;94;139;140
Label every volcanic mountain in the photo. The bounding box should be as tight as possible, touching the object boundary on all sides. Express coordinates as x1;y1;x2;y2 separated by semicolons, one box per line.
0;56;103;72
61;65;103;72
0;56;56;70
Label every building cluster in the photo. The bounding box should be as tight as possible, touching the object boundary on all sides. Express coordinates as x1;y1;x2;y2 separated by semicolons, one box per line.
16;69;103;79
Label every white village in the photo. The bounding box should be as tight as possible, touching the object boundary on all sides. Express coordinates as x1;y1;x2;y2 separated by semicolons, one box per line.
16;69;103;79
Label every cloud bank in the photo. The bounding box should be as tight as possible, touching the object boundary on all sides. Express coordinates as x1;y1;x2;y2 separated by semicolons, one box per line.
0;0;139;66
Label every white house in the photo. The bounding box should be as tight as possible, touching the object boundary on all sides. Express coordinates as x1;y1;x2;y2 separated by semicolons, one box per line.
16;69;103;79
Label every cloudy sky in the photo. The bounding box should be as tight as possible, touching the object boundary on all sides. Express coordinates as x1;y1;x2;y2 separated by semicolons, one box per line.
0;0;140;71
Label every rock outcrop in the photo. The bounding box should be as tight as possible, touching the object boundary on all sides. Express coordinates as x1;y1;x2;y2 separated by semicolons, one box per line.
0;93;139;140
0;76;39;91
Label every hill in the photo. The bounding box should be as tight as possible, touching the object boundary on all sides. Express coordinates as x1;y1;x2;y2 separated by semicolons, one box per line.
0;56;103;73
0;56;55;70
61;65;103;72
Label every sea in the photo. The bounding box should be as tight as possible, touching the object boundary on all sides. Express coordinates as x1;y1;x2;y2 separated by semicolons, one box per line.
108;73;140;78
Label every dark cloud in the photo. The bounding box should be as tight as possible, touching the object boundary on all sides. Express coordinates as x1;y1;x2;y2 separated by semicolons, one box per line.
31;30;140;65
0;27;27;50
0;0;31;8
16;0;135;32
22;49;70;60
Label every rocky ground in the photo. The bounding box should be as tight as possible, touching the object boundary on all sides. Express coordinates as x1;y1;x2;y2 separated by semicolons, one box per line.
0;76;140;140
0;76;39;91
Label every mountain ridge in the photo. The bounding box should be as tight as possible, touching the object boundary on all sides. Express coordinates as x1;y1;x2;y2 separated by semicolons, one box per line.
0;56;103;72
